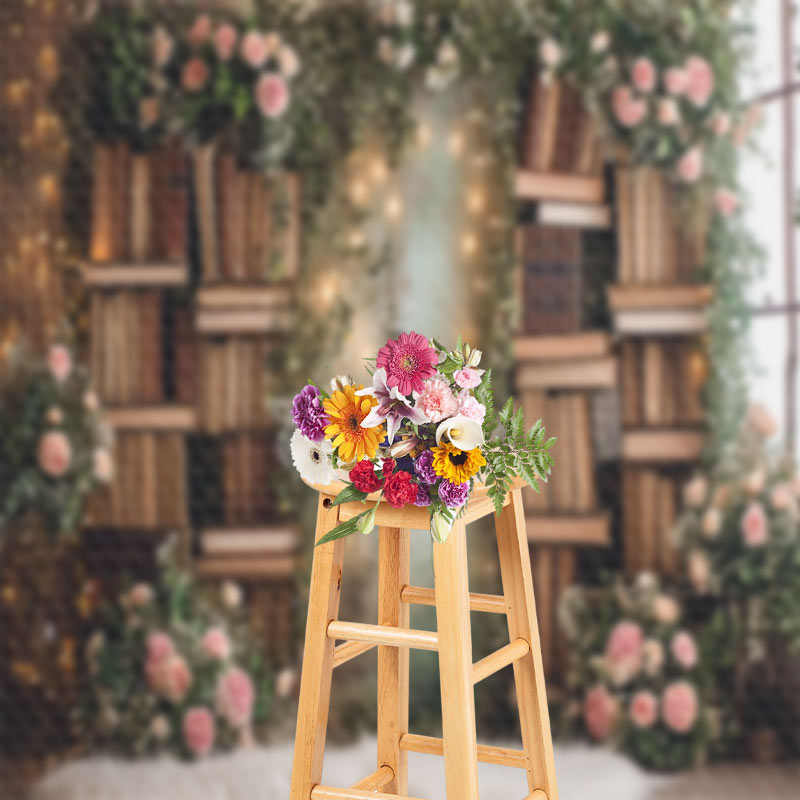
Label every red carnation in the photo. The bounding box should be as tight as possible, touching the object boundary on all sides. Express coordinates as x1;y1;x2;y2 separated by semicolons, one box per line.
349;459;383;493
383;471;417;509
381;458;396;478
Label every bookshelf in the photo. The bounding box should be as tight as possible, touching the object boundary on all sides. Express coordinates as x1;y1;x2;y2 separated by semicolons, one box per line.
82;263;189;288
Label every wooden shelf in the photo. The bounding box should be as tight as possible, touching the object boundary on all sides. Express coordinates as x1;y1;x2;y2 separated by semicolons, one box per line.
622;429;705;463
105;405;197;431
516;355;617;390
83;262;189;288
199;525;299;557
613;308;708;336
196;283;293;309
194;555;296;580
525;513;611;546
607;284;712;310
535;201;611;230
514;331;612;362
515;171;605;204
195;307;293;334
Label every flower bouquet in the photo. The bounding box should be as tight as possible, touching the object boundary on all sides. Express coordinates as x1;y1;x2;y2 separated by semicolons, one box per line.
290;332;554;544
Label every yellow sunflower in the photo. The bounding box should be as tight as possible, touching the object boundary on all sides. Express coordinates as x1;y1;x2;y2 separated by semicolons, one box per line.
431;443;486;484
323;384;384;463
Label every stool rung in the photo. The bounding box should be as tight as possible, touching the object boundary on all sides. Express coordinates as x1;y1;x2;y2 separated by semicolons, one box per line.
332;640;376;668
350;765;394;791
327;620;439;651
472;638;530;684
400;585;507;614
525;792;548;800
399;733;527;769
311;787;427;800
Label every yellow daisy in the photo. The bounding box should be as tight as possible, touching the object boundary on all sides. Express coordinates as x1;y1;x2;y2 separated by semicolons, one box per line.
431;443;486;484
323;384;384;463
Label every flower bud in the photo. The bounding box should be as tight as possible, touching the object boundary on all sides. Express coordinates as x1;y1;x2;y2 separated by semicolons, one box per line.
431;512;453;544
356;507;376;536
466;348;482;368
330;374;353;393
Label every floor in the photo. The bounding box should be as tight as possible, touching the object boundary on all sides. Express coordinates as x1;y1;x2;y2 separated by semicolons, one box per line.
24;736;800;800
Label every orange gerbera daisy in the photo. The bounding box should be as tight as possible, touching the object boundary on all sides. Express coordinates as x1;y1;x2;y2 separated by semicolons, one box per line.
323;384;384;463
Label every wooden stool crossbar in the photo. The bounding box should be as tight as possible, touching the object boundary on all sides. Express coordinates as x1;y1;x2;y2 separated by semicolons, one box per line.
290;481;559;800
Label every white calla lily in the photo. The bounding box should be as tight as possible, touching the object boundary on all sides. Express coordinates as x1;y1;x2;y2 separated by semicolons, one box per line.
435;415;484;451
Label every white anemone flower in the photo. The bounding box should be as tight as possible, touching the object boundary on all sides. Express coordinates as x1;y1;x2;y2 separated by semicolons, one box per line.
435;415;484;451
290;429;336;485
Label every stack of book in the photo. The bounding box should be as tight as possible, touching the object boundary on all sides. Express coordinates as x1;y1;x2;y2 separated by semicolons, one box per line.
221;434;281;526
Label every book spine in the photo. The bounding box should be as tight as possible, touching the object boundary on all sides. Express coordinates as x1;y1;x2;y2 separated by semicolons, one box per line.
90;143;114;262
193;143;219;282
129;152;151;262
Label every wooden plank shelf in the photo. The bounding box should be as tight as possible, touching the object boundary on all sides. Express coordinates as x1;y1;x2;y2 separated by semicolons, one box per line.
196;283;293;309
622;429;706;463
516;355;617;390
198;525;299;557
105;405;197;431
612;308;708;336
194;554;296;580
525;513;611;546
535;201;611;229
514;331;612;362
514;170;605;204
607;284;712;310
83;262;189;288
195;307;293;334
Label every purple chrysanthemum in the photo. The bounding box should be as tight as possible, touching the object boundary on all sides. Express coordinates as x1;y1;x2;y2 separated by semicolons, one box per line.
438;479;469;508
414;485;432;507
292;384;329;442
414;450;437;485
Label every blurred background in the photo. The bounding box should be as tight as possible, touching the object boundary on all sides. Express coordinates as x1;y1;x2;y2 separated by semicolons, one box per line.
0;0;799;798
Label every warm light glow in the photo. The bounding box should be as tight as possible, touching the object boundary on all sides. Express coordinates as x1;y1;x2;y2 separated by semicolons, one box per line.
688;350;708;385
38;174;59;204
37;45;59;82
5;80;28;107
467;188;485;214
348;229;366;249
370;158;388;184
417;123;432;148
316;272;340;307
349;180;368;206
385;195;402;221
448;130;465;156
462;232;478;257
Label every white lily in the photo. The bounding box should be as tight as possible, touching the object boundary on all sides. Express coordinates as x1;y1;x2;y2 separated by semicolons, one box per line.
435;415;484;451
431;511;453;544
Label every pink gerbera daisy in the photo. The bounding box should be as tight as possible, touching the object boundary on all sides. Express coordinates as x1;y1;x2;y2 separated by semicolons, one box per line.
376;332;438;395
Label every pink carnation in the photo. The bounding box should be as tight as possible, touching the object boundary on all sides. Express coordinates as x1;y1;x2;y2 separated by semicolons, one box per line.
213;23;238;62
715;188;739;217
216;667;255;728
629;690;658;729
677;147;703;183
201;627;232;661
631;57;657;93
47;344;72;382
612;85;646;128
662;681;699;734
670;631;699;670
741;502;768;547
454;367;483;389
38;431;72;478
183;707;215;757
457;392;486;424
605;621;643;685
240;31;268;69
255;72;290;118
188;15;212;47
181;58;209;92
663;66;689;95
416;378;458;423
685;55;715;108
583;685;617;741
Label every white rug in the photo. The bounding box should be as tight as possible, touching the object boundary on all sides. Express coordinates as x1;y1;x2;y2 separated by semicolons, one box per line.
30;737;668;800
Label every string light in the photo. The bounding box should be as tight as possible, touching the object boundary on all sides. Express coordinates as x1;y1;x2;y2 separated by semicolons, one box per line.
385;194;402;221
462;232;478;257
349;179;368;206
348;229;366;250
416;123;432;148
370;158;388;184
467;188;485;215
448;130;465;156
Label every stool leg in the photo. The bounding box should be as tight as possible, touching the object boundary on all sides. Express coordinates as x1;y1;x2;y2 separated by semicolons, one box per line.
290;497;345;800
495;490;558;800
433;519;480;800
377;527;410;794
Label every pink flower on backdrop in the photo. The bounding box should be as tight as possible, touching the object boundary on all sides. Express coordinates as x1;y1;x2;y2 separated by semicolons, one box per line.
47;344;72;382
152;26;174;69
642;638;664;677
657;97;680;126
278;45;301;79
687;550;711;594
216;667;255;728
712;111;731;136
741;502;768;547
83;390;99;411
416;378;458;423
149;654;193;703
457;392;486;424
677;147;703;183
663;66;689;95
604;621;643;685
702;507;722;538
583;685;618;741
662;681;699;734
715;188;739;217
771;483;794;512
183;707;216;757
181;58;210;92
213;23;238;62
38;431;72;478
631;57;657;92
146;631;175;663
652;594;680;626
746;403;777;438
139;97;160;130
376;332;438;396
128;583;153;608
188;14;212;47
255;73;290;118
741;468;765;495
629;691;659;729
93;448;113;483
201;627;232;661
453;367;484;389
539;38;562;68
671;631;699;670
683;475;707;508
240;31;268;69
612;85;646;128
685;55;715;107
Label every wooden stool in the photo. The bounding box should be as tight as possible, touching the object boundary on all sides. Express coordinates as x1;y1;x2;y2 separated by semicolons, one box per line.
290;479;558;800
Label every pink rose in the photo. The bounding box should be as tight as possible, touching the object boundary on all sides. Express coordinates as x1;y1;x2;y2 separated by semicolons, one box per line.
38;431;72;478
255;72;290;118
181;58;210;92
201;627;232;661
539;38;562;68
662;681;699;734
741;502;768;547
152;25;174;69
149;654;193;703
583;685;618;741
183;707;215;757
712;111;731;136
652;594;680;625
663;66;689;95
147;632;175;663
702;507;721;538
47;344;72;382
216;667;255;728
128;583;153;608
677;147;703;183
416;378;458;423
629;691;658;729
453;367;483;389
746;403;777;438
612;85;646;128
687;550;711;594
605;621;643;685
188;14;212;47
715;188;739;217
278;45;301;79
240;31;268;69
657;97;680;126
457;392;486;424
685;55;715;108
771;483;794;512
213;23;238;62
670;631;699;670
631;57;657;93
